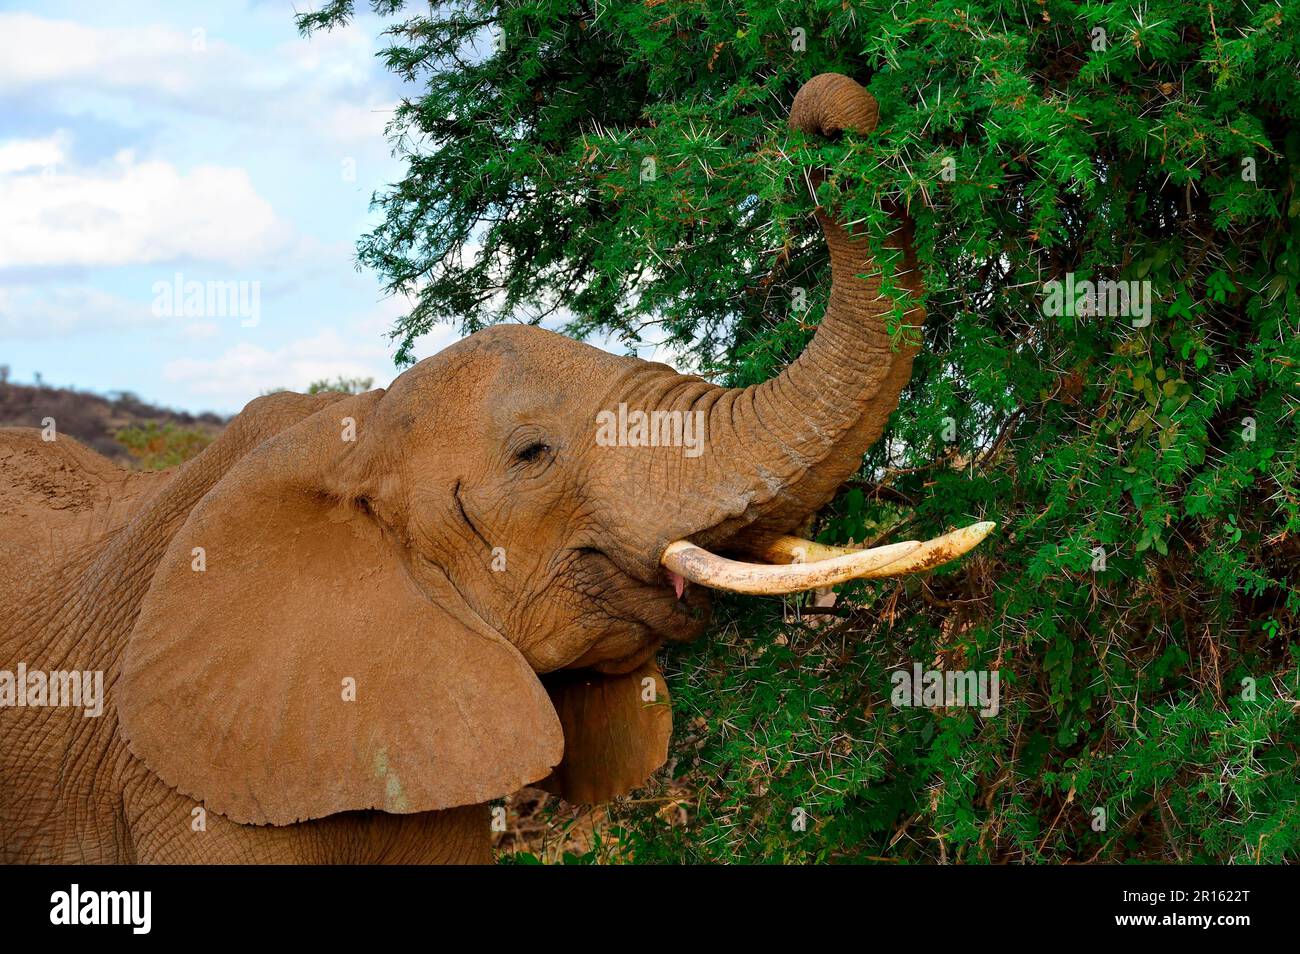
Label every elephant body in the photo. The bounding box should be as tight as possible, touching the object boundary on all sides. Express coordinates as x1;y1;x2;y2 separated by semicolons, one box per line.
1;401;491;863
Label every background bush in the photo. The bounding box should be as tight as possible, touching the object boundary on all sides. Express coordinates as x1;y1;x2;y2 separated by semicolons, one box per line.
303;0;1300;862
115;421;215;470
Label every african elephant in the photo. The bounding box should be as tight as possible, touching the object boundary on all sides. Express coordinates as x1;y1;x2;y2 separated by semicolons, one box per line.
0;74;990;864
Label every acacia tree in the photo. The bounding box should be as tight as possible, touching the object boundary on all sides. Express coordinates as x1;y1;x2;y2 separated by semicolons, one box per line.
302;0;1300;862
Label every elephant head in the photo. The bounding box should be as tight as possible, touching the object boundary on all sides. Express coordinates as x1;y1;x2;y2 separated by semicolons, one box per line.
117;74;992;827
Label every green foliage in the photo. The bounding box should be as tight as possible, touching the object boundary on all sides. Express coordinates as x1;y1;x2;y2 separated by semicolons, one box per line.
306;375;375;395
262;377;375;398
304;0;1300;862
115;421;214;471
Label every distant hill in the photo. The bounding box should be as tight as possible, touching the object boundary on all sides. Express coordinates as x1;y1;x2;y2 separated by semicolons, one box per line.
0;371;225;465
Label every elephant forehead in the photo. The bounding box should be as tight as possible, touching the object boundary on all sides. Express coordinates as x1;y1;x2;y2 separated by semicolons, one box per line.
395;326;638;411
477;335;638;399
455;323;631;374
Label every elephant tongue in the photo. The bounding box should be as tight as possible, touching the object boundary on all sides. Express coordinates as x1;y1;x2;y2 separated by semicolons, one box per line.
667;571;686;600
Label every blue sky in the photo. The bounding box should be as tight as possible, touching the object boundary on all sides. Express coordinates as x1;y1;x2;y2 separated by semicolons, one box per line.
0;1;472;413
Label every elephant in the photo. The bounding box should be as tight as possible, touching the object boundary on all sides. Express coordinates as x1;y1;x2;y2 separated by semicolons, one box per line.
0;74;991;864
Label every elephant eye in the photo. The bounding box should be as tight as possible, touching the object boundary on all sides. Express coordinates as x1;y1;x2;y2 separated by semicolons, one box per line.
514;441;552;464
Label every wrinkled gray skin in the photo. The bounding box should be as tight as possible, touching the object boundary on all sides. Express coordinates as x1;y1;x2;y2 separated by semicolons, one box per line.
0;74;924;862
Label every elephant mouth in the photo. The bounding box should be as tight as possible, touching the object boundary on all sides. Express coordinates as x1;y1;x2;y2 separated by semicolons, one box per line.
558;545;710;673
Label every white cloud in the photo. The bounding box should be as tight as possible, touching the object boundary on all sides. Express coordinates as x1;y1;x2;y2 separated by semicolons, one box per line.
325;101;399;146
0;139;294;268
159;303;469;410
354;295;467;363
0;14;253;93
179;321;220;340
0;284;163;339
0;133;67;175
0;14;146;87
162;328;391;406
0;13;402;148
0;9;433;414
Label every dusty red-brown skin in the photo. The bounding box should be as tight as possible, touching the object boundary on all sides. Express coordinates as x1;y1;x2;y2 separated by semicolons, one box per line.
0;74;926;863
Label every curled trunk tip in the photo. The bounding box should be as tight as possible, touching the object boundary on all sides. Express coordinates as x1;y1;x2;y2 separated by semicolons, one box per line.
789;73;879;138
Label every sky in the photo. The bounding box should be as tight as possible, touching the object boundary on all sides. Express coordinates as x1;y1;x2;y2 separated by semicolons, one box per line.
0;1;484;414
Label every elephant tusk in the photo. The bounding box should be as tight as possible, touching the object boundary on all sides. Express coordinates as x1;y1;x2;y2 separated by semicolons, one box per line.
750;521;997;579
743;535;863;564
660;539;922;595
660;521;996;596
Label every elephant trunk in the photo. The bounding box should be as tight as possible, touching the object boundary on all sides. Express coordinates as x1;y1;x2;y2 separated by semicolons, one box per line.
692;73;926;550
642;74;992;594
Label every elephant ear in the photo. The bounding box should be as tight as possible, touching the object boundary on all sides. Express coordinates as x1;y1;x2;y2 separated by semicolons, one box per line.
537;662;672;804
117;392;563;826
